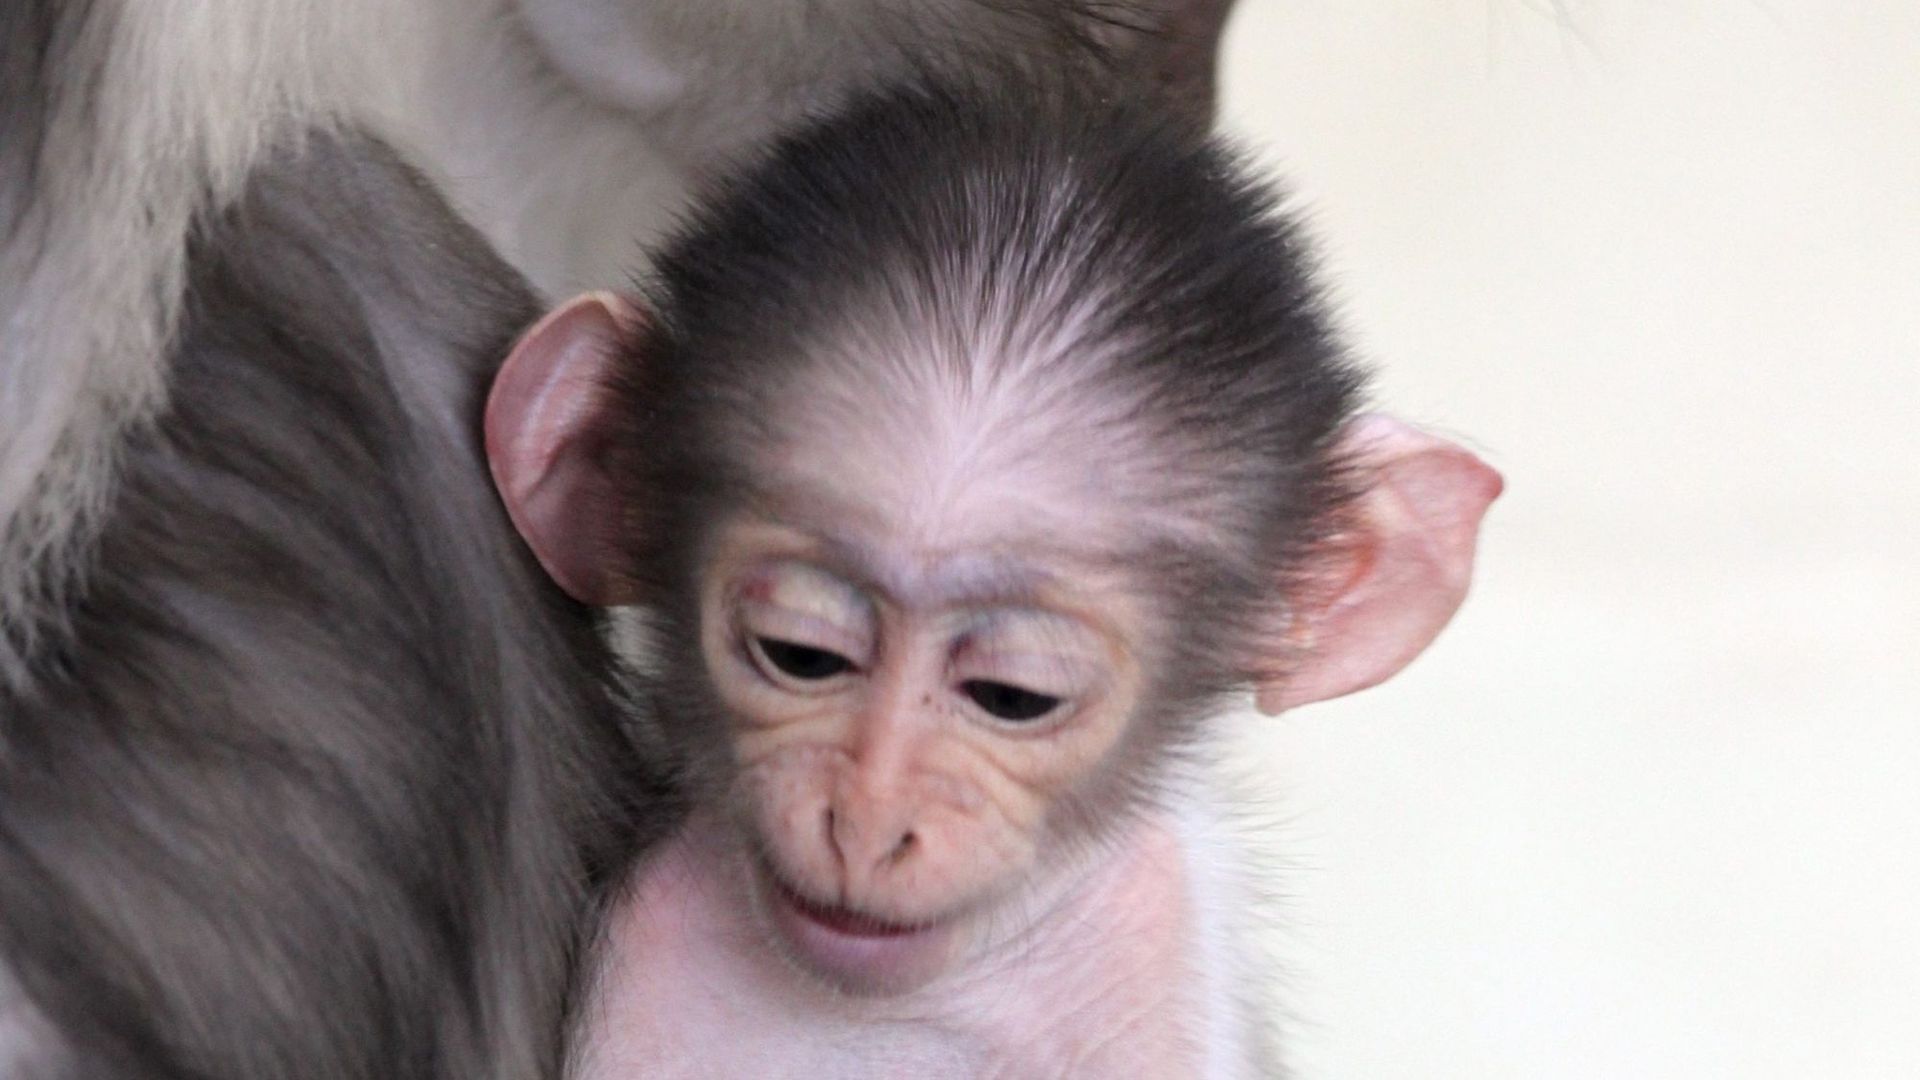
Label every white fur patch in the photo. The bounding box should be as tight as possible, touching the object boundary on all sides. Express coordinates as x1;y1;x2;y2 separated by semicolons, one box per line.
1169;763;1274;1079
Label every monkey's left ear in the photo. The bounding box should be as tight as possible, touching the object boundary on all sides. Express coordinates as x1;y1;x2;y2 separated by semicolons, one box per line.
485;292;645;605
1254;416;1503;714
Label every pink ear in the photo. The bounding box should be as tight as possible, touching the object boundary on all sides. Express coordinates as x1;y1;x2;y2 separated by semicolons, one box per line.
485;292;643;605
1255;415;1503;714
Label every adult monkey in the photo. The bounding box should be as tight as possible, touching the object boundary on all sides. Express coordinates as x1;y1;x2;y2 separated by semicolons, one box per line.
0;2;1237;1078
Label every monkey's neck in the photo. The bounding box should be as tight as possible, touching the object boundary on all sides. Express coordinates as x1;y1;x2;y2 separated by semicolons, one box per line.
572;798;1263;1079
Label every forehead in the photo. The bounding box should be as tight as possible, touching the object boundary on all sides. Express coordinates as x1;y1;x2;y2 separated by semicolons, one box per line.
744;336;1177;562
722;487;1131;614
745;438;1142;605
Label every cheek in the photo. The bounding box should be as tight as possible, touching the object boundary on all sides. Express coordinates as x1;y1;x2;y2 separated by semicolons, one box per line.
732;744;835;856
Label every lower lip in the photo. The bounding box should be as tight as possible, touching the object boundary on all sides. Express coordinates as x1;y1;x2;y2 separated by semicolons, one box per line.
764;878;953;993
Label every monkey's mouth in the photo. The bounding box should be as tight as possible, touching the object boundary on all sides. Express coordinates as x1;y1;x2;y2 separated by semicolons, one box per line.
756;867;956;993
773;878;929;937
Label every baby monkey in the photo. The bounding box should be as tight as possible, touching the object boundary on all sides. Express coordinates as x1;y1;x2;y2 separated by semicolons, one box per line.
488;81;1500;1077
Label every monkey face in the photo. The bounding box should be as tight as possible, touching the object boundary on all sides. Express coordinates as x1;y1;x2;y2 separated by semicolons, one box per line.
694;518;1148;995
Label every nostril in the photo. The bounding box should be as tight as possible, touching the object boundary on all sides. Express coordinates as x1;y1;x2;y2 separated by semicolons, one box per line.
886;830;917;865
823;807;845;868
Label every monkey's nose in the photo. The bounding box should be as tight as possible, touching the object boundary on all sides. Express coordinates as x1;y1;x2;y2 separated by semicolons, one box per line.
824;805;919;882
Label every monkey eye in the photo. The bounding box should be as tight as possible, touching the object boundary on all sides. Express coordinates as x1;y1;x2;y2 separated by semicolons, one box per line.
961;680;1062;723
753;637;853;682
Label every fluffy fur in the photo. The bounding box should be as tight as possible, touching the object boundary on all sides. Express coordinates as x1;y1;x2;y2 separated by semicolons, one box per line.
0;130;659;1080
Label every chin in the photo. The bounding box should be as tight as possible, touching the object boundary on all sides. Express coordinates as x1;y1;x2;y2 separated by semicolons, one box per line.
751;861;963;996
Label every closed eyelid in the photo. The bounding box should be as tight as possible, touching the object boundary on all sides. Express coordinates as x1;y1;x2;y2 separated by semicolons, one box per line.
739;604;870;663
952;645;1096;697
736;561;872;625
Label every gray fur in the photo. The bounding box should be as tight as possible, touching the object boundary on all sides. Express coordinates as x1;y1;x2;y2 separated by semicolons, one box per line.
0;130;665;1080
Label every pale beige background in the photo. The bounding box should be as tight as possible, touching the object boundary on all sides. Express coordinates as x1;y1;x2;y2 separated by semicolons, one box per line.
1216;3;1919;1077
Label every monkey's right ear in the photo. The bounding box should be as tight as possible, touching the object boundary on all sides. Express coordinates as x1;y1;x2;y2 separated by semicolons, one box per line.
1253;416;1503;714
486;292;645;605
